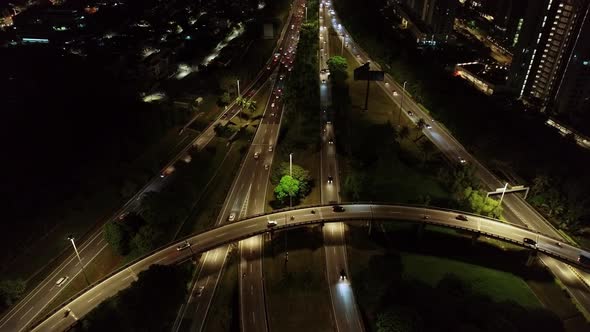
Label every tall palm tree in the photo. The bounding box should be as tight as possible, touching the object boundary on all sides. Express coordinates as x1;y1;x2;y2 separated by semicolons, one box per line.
237;97;257;113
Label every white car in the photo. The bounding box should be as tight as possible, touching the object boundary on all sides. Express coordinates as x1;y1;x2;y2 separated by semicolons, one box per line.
254;152;260;159
228;213;236;222
196;285;205;297
268;145;273;152
56;276;69;287
267;220;278;228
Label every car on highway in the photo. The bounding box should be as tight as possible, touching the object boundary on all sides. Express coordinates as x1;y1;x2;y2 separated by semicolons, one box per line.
425;123;432;129
268;144;273;152
407;111;414;117
56;276;69;287
328;175;333;184
267;220;278;228
458;157;467;164
254;152;260;159
339;269;347;280
196;285;205;297
264;164;270;170
228;213;236;222
328;138;334;144
393;91;399;96
322;79;326;83
118;212;129;220
456;214;468;221
333;205;345;212
176;241;191;251
523;238;537;247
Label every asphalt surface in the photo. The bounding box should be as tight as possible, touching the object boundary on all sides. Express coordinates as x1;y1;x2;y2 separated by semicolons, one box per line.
0;4;300;332
323;1;590;315
319;2;364;331
173;2;306;331
30;203;590;332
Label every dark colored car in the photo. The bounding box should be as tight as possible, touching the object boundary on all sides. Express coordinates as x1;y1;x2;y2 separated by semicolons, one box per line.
523;238;537;247
339;269;347;280
333;205;345;212
328;175;333;184
456;214;468;221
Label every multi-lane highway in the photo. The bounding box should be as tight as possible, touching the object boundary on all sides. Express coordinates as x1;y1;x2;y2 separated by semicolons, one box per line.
30;203;590;331
173;2;306;331
318;2;364;331
0;3;302;332
323;0;590;315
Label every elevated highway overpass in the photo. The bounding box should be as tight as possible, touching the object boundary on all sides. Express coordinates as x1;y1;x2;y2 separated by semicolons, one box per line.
31;203;590;332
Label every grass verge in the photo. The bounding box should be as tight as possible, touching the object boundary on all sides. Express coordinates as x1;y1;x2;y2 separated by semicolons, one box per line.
264;226;334;332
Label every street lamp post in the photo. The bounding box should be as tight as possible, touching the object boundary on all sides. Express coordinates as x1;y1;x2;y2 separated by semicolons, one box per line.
289;152;293;208
67;235;90;286
498;182;509;206
398;81;408;125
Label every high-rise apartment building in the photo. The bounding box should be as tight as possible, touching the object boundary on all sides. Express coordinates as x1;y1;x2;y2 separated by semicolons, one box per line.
403;0;458;35
509;0;590;108
554;7;590;116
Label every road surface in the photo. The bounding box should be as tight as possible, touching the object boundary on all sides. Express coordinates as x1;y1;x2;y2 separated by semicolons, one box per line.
323;1;590;315
173;2;306;331
0;4;301;332
30;203;590;331
319;2;364;332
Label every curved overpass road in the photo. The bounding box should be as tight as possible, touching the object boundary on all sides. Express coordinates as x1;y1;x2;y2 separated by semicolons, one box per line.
323;1;590;315
31;204;590;332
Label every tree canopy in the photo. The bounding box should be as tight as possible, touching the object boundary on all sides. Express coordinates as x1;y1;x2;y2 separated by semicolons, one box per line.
274;175;300;203
327;56;348;84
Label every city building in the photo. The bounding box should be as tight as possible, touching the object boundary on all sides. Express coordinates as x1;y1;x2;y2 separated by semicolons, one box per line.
508;0;590;110
12;5;86;44
403;0;458;35
392;0;459;46
554;8;590;117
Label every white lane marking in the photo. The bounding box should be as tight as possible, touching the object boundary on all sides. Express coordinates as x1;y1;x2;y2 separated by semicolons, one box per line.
154;256;167;264
18;307;34;321
87;292;103;303
215;232;227;238
252;311;256;324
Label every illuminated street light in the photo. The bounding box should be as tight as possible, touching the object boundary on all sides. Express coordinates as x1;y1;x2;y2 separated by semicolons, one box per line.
398;80;408;126
67;235;90;285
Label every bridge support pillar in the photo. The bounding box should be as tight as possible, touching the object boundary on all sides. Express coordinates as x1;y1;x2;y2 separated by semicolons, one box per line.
525;250;537;267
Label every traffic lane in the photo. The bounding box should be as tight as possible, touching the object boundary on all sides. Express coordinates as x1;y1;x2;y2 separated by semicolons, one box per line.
184;246;229;332
323;223;364;332
0;229;105;329
239;236;266;332
178;4;302;328
8;240;111;332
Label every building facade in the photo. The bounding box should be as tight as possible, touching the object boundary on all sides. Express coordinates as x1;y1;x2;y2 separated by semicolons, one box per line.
509;0;589;108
